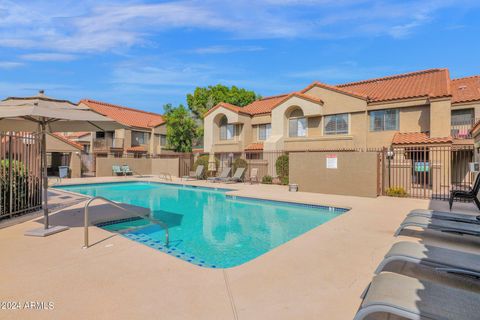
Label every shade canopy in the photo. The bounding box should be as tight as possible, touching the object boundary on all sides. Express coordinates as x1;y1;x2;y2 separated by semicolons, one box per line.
0;91;123;132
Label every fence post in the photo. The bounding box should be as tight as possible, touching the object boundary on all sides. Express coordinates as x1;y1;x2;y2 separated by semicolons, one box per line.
8;135;13;217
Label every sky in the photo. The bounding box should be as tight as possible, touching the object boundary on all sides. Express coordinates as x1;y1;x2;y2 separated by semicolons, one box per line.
1;0;480;114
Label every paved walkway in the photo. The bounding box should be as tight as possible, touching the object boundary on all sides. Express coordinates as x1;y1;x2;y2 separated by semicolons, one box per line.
1;176;479;319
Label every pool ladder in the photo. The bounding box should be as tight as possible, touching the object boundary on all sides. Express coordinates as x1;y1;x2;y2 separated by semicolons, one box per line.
83;196;169;249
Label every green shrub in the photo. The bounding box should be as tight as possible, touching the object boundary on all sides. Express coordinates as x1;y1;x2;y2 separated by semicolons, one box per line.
262;175;273;184
280;176;289;185
275;155;289;179
386;187;408;197
232;158;248;174
193;155;219;179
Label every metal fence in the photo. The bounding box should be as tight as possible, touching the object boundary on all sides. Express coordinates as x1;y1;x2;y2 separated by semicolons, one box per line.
381;145;475;200
0;132;42;219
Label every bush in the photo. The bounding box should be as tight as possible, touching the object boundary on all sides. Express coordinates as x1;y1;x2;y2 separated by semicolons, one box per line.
275;155;289;179
386;187;408;197
193;155;219;179
262;175;273;184
280;176;289;185
232;158;248;174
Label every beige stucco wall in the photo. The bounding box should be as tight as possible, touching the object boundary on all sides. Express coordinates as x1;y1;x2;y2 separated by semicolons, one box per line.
251;114;271;125
304;86;367;114
46;134;82;178
429;98;452;138
95;157;179;177
290;151;379;197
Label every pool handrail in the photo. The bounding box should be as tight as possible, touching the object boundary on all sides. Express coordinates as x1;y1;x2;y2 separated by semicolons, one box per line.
83;196;169;248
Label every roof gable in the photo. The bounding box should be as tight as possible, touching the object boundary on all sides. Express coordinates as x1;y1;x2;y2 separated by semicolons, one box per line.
80;99;165;129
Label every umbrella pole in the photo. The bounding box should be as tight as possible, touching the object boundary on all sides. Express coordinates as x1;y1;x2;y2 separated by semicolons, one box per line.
41;122;49;229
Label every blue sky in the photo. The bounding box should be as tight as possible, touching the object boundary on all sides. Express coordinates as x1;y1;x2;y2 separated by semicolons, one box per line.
1;0;480;114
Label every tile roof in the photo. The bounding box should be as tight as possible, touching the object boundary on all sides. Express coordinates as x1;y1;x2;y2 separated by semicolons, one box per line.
337;69;451;102
126;146;147;152
51;133;84;150
241;94;289;115
392;132;452;145
204;102;246;117
451;76;480;104
270;92;323;111
244;142;264;151
80;99;165;129
63;132;90;139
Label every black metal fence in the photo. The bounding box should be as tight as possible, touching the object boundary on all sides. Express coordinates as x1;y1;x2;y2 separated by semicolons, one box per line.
0;132;42;219
382;145;476;200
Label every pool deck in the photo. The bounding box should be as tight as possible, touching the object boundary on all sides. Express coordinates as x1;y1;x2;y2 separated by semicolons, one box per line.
1;176;480;319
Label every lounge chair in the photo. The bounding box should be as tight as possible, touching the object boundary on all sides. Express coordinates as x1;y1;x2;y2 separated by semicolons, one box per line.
449;172;480;210
408;209;480;224
225;167;246;183
395;215;480;236
207;167;231;183
121;165;133;176
247;168;259;184
112;165;124;176
353;272;480;320
183;165;204;180
374;241;480;278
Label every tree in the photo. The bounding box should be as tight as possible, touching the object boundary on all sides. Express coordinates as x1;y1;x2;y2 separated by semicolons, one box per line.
186;84;259;119
163;104;199;152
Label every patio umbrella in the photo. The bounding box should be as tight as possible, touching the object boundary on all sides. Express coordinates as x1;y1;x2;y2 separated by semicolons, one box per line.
0;90;124;236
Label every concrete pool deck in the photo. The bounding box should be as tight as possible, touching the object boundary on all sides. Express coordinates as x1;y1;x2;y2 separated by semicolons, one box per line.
1;176;480;319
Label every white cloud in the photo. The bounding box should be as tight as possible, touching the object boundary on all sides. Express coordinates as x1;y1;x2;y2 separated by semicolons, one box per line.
20;53;78;61
0;61;24;69
192;45;264;54
0;0;477;55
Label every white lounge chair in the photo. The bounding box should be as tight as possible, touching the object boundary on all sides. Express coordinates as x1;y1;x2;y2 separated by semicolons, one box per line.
408;209;480;224
183;165;204;180
224;167;246;183
395;215;480;237
374;241;480;278
207;167;231;183
354;272;480;320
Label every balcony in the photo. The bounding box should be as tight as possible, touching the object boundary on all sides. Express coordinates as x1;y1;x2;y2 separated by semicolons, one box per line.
93;137;124;152
450;119;477;140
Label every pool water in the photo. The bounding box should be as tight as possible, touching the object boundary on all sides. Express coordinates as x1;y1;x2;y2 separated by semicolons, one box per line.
56;182;348;268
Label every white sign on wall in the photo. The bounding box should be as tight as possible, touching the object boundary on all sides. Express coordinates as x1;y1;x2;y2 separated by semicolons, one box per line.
326;154;337;169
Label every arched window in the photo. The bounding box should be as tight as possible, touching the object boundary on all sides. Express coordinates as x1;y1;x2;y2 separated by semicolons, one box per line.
219;116;234;140
288;108;307;137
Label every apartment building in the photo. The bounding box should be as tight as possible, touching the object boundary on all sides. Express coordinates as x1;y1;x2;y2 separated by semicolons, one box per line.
78;99;167;156
204;69;480;154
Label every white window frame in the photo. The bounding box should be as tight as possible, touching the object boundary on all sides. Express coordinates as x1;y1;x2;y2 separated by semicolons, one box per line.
369;109;399;132
324;113;349;135
258;123;272;141
220;119;235;141
289;117;307;138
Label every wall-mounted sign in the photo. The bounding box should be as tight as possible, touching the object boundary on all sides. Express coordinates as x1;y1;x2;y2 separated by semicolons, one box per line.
326;154;337;169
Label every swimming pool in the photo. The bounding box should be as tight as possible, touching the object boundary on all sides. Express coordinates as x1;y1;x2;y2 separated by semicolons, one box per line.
56;182;348;268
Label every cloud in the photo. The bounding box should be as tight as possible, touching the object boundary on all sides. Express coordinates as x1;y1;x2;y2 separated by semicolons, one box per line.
0;61;24;69
192;45;264;54
20;53;78;61
0;0;477;55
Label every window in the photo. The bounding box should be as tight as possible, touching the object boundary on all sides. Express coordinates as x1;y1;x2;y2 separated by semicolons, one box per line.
370;109;399;131
451;109;474;125
159;134;167;146
131;131;148;146
324;114;349;135
219;116;235;140
258;124;271;141
288;109;307;137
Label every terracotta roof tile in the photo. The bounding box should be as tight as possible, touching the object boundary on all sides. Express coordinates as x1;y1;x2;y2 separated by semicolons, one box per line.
338;69;451;102
302;81;368;100
81;99;165;129
245;142;264;151
126;146;147;152
63;131;90;139
204;102;245;117
392;132;452;145
51;133;84;150
241;94;289;115
452;76;480;104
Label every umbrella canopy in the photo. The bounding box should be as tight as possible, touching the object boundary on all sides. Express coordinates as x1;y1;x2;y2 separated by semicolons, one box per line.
0;91;124;236
208;153;216;172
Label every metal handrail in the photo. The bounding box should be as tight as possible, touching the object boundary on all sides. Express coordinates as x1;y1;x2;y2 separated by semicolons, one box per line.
83;196;169;248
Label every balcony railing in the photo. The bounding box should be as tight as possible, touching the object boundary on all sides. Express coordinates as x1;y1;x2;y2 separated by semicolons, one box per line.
450;118;480;139
93;138;124;151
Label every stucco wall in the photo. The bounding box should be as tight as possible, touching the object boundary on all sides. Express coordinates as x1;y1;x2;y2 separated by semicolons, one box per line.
290;151;379;197
430;98;452;138
96;157;179;177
